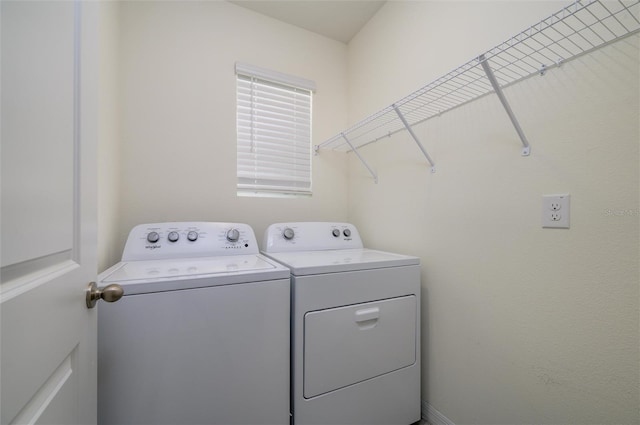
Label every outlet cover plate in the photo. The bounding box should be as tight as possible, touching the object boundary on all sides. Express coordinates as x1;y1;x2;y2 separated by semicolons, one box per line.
542;194;570;228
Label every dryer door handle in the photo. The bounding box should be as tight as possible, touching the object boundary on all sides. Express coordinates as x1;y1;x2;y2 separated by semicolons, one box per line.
355;307;380;324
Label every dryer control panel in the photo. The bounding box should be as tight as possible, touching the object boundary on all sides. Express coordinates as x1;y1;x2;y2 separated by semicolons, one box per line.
263;222;364;253
122;222;258;261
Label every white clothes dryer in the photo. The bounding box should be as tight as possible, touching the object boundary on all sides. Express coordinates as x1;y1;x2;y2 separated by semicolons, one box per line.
98;222;290;425
263;222;421;425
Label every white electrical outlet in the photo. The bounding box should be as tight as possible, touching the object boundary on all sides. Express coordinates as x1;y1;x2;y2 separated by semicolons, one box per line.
542;194;570;228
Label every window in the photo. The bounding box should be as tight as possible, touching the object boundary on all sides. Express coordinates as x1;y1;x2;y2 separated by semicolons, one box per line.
235;63;315;197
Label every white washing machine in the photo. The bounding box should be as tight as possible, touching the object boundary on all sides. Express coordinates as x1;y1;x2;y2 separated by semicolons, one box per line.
98;222;290;425
262;222;421;425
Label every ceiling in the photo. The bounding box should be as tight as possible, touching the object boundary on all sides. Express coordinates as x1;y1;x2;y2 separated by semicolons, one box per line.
229;0;386;44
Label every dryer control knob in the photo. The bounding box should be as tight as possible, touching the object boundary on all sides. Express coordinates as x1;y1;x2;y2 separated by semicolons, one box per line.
168;231;180;242
283;228;295;240
147;232;160;243
226;228;240;242
332;229;340;237
187;231;198;242
343;228;352;237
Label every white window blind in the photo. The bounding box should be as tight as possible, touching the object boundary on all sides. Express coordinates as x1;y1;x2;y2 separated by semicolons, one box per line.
236;63;314;196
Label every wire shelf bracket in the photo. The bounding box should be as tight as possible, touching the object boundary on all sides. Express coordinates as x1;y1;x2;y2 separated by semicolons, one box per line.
315;0;640;179
393;104;437;173
479;54;531;156
342;133;379;184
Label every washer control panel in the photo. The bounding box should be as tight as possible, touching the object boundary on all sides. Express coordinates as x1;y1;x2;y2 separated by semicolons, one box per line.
263;222;364;253
122;222;258;261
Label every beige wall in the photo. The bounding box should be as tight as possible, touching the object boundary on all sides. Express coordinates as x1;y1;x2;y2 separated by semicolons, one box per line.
98;1;349;270
97;1;121;272
346;2;639;424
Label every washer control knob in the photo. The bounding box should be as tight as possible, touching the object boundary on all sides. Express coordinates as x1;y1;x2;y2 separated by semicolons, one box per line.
187;231;198;242
147;232;160;243
226;228;240;242
168;231;180;243
283;228;295;240
343;228;352;237
332;229;340;237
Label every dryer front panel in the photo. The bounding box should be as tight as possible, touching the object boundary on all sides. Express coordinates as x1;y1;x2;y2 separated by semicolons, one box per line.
303;295;416;398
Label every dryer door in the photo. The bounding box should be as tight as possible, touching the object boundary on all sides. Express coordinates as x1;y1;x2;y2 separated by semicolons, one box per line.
303;295;416;398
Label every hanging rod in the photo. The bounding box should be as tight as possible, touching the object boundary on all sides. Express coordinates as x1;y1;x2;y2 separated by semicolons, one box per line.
316;0;640;158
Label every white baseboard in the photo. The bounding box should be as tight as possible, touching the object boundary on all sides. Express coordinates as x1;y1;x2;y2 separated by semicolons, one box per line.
422;400;455;425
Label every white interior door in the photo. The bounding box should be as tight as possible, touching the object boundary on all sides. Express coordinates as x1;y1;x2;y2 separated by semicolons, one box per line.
1;1;100;424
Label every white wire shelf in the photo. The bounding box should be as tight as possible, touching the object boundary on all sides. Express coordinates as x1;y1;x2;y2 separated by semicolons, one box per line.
316;0;640;174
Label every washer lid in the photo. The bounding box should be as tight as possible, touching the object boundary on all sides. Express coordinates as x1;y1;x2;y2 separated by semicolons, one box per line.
263;248;419;276
99;254;289;294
